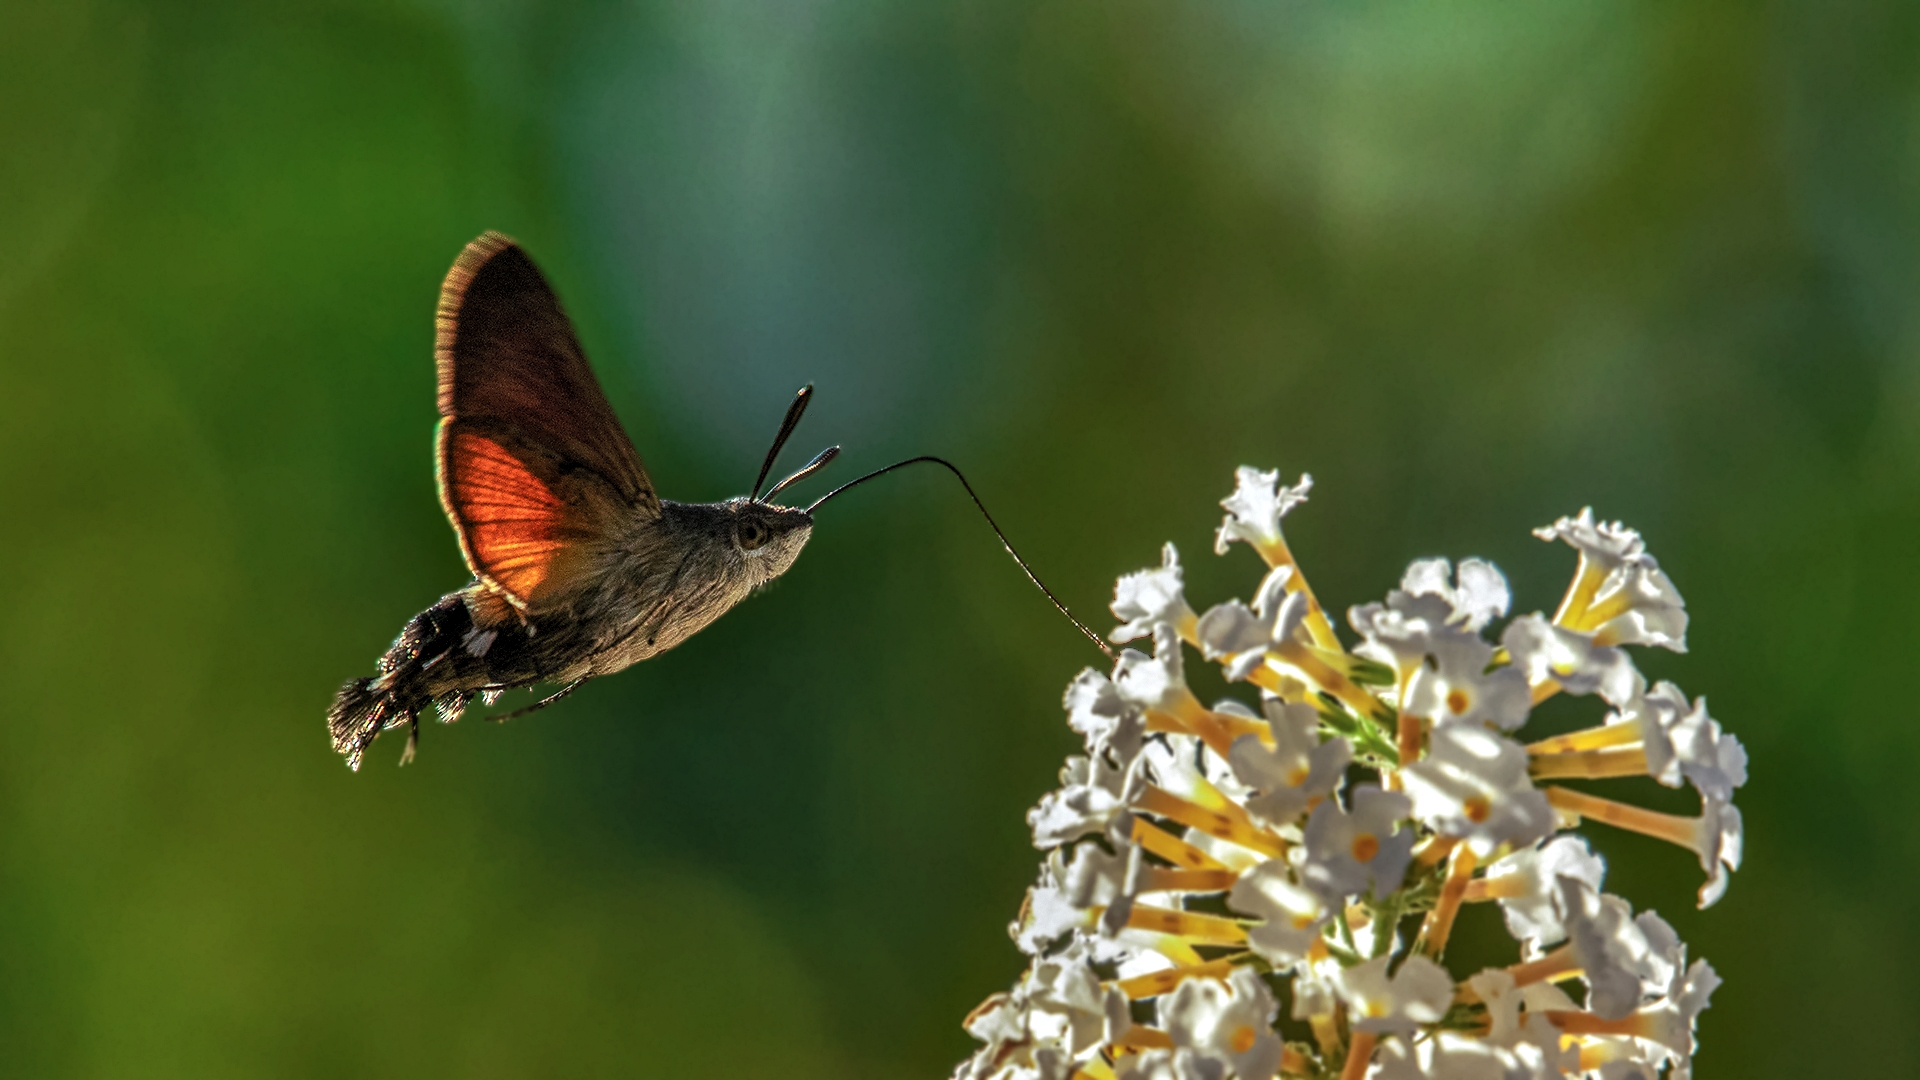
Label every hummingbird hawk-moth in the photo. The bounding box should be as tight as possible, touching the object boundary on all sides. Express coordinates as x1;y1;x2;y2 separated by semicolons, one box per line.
329;232;1109;770
327;233;840;769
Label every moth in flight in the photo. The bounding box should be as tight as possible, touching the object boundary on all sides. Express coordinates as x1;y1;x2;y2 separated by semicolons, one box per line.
328;233;837;769
330;233;1107;769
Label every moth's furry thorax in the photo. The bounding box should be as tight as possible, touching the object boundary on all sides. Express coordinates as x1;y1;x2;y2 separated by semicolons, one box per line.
546;496;813;679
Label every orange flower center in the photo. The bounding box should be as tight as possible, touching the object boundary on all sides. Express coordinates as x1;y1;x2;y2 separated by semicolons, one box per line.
1446;688;1471;715
1464;795;1492;823
1231;1024;1258;1054
1351;834;1380;862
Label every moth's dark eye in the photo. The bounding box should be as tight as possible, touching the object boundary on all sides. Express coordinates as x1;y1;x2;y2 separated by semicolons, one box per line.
738;519;771;551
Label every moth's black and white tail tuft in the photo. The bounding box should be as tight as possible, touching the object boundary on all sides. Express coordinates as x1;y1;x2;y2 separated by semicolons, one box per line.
327;676;412;771
328;595;475;770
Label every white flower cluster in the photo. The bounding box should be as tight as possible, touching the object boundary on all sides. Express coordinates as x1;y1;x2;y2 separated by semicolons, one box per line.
954;468;1741;1080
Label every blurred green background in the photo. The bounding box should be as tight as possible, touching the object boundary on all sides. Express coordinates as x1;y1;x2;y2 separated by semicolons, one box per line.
2;1;1914;1076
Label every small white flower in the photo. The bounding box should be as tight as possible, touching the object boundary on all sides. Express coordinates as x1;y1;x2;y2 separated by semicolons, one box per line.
1014;856;1096;956
1301;786;1416;900
1333;953;1453;1035
1402;629;1531;732
1035;674;1151;846
1559;944;1718;1080
1028;749;1145;848
1349;591;1453;685
1481;836;1607;953
1196;569;1307;682
1227;698;1351;827
1577;680;1748;812
1399;557;1512;632
1535;509;1688;651
1113;624;1200;716
1466;968;1579;1075
1012;884;1085;957
1556;878;1671;1020
1198;699;1262;802
1112;543;1200;644
1063;840;1135;917
1027;950;1132;1058
1214;466;1313;557
953;1002;1043;1080
1647;683;1747;803
1638;958;1721;1073
961;989;1026;1048
1162;969;1284;1080
1138;735;1219;811
1594;682;1669;783
1501;613;1641;706
1227;859;1331;968
1692;795;1743;909
957;952;1121;1080
1065;668;1146;752
1401;725;1553;856
1534;507;1643;569
1633;909;1683;995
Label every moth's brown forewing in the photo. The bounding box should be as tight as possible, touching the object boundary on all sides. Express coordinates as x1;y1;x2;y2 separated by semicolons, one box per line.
433;233;657;612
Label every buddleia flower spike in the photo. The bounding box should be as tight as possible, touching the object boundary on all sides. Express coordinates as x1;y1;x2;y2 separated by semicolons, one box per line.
953;467;1740;1080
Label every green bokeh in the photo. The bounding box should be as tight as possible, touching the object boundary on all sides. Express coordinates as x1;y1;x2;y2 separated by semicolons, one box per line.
3;2;1915;1076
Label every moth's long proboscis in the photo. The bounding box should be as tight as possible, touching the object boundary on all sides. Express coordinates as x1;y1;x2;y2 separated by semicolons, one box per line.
808;456;1117;660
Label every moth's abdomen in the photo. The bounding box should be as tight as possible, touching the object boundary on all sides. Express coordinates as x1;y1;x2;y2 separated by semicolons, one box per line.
328;591;497;769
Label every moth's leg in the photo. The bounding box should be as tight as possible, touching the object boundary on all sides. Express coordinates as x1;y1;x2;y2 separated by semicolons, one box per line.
399;711;421;766
486;678;588;723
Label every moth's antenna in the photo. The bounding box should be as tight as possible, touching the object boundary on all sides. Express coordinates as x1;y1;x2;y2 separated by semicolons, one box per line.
751;384;814;501
765;445;840;502
808;456;1116;660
